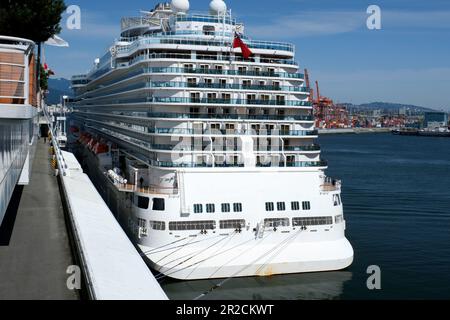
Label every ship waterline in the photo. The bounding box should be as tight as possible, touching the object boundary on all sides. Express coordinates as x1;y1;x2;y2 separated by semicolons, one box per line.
69;0;353;280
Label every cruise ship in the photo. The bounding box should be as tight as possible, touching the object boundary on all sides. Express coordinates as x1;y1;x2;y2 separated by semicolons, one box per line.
69;0;353;280
0;36;38;226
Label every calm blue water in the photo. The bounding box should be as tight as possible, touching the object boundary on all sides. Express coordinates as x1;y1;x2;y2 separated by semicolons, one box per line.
161;133;450;300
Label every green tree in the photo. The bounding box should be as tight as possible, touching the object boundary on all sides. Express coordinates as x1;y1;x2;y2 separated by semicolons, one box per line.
0;0;66;90
39;65;48;91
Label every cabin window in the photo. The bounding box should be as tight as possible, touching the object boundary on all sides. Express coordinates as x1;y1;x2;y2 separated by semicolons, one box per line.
203;25;215;35
291;201;300;211
152;198;165;211
221;203;231;212
302;201;311;210
137;196;149;210
206;204;215;213
265;202;274;211
277;202;286;211
238;66;247;73
187;78;197;86
233;203;243;212
194;204;203;213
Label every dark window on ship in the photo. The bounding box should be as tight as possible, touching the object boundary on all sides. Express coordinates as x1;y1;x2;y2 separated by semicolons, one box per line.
265;202;274;211
137;196;149;210
206;204;215;213
277;202;286;211
302;201;311;210
149;221;166;231
292;216;332;226
187;78;197;86
169;220;216;231
291;201;300;211
333;194;341;206
203;25;215;35
137;218;146;228
194;204;203;213
264;218;289;227
221;203;231;213
152;198;165;211
233;203;242;212
220;219;245;229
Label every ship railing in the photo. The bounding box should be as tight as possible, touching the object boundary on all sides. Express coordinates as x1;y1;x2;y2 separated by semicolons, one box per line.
73;110;313;122
120;16;161;31
122;51;298;65
115;37;294;54
174;13;236;25
115;182;178;195
79;96;312;108
148;160;327;168
42;104;71;177
146;112;313;121
320;177;341;191
148;81;309;92
148;127;318;137
147;67;304;79
82;67;303;93
151;97;311;107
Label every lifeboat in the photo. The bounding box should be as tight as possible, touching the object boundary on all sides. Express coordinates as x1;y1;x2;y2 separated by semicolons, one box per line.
87;138;98;151
93;142;109;154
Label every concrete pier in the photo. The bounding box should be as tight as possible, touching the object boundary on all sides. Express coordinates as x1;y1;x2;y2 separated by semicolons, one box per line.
0;139;79;300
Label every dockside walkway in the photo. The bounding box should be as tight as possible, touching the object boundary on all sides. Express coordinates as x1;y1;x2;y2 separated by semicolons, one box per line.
0;139;79;300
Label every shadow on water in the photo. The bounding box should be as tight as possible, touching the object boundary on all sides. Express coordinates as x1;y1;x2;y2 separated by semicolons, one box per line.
0;185;24;246
160;271;352;300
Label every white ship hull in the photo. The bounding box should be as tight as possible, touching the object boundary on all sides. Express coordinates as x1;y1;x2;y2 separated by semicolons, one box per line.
74;144;353;280
140;237;353;280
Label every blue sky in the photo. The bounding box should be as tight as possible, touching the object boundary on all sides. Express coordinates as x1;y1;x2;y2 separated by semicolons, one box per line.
45;0;450;110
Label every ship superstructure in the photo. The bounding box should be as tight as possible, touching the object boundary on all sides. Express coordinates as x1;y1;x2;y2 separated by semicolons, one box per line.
69;0;353;280
0;36;38;226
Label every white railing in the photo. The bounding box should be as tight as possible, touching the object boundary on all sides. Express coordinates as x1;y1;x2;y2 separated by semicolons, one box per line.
42;104;70;177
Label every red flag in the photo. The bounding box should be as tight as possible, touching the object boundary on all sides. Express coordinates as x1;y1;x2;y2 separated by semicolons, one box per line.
233;33;253;59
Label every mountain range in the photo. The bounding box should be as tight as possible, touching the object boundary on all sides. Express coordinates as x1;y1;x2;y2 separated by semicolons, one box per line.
46;78;73;105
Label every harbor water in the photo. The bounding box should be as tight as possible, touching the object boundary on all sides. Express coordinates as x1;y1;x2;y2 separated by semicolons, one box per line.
160;133;450;299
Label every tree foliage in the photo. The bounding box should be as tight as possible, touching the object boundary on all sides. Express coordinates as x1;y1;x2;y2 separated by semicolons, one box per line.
0;0;66;43
39;65;48;91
